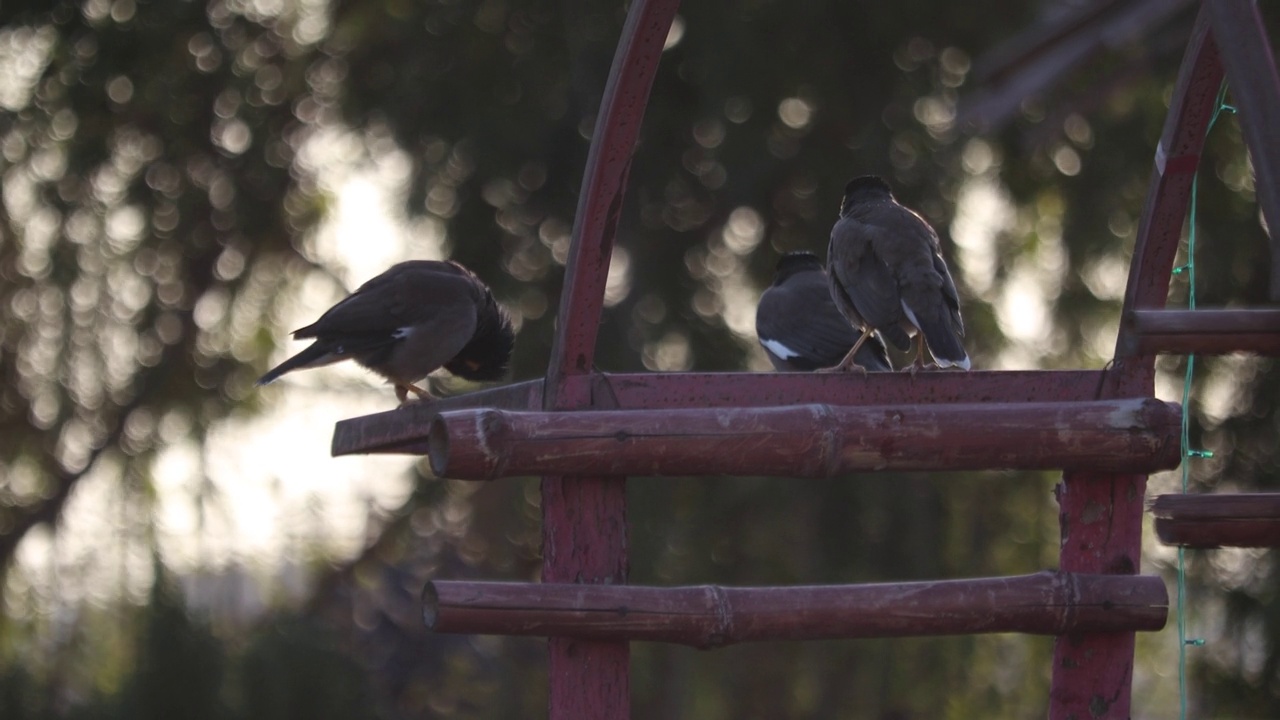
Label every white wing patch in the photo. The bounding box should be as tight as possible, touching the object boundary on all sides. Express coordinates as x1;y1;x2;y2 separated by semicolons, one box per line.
393;326;414;340
760;337;800;360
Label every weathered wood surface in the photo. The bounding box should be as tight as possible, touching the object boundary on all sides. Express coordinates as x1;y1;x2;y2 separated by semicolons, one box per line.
1051;9;1221;718
426;399;1182;480
1128;309;1280;355
331;370;1118;457
536;0;681;717
1152;493;1280;548
1206;0;1280;302
422;572;1168;648
1113;6;1223;361
330;380;543;456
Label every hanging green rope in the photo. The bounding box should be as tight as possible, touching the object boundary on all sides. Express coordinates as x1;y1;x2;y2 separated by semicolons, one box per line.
1173;79;1233;720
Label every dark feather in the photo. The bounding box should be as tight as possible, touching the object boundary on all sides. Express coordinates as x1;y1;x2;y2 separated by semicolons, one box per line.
757;252;893;372
257;260;515;393
827;175;970;369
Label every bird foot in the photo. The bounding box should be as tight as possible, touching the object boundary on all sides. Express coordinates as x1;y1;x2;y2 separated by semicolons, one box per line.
396;382;435;405
819;361;868;375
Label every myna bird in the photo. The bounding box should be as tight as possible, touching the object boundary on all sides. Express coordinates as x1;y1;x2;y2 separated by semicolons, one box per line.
827;176;970;371
256;260;515;402
756;252;893;372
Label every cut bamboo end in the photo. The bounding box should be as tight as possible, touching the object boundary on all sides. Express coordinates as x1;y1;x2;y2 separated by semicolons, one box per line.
1152;493;1280;547
421;572;1168;648
427;399;1182;480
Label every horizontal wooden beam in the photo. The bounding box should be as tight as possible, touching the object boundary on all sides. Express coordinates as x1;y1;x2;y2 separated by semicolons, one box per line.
331;370;1119;457
422;572;1168;648
427;399;1182;479
1127;309;1280;355
583;369;1115;408
1152;493;1280;547
330;380;544;456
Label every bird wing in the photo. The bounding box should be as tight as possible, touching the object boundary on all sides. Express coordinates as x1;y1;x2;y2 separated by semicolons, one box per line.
829;213;907;341
873;204;969;367
290;262;485;384
854;331;894;372
933;249;964;336
757;270;862;370
294;262;479;342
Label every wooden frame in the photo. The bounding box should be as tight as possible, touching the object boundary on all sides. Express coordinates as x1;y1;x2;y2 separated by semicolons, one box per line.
330;2;1280;717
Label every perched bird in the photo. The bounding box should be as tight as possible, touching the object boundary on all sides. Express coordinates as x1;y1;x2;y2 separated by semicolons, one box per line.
257;260;515;403
756;252;893;372
827;176;970;371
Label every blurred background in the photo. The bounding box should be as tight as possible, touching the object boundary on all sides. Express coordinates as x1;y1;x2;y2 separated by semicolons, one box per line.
1;0;1277;717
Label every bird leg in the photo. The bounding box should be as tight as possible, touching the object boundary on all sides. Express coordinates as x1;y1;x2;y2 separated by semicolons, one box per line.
396;382;434;405
900;337;936;374
821;327;873;374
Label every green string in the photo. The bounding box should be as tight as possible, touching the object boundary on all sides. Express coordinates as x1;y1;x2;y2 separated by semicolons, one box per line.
1176;81;1233;720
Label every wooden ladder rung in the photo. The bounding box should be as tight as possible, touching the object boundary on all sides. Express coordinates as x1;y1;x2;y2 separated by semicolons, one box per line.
426;399;1182;479
422;572;1168;648
1128;309;1280;355
1152;493;1280;547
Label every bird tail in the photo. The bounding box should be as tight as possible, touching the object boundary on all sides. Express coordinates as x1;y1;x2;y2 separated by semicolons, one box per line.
256;342;343;385
857;332;895;372
906;303;970;370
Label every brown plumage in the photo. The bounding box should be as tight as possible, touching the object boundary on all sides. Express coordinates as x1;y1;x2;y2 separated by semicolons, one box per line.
257;260;515;402
756;252;892;372
826;176;969;371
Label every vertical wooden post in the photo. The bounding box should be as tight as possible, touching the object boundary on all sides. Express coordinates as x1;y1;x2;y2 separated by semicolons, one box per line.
541;1;680;718
1056;7;1221;718
1050;470;1148;718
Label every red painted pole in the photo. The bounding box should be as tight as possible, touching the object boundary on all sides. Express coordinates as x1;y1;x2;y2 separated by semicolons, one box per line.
1205;0;1280;301
540;1;680;718
1113;7;1222;360
1052;7;1222;719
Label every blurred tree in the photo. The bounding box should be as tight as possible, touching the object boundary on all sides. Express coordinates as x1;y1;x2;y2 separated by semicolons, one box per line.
0;0;1277;718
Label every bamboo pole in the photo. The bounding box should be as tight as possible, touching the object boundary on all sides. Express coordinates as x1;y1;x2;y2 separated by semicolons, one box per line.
1152;493;1280;548
422;572;1167;648
1127;309;1280;356
330;369;1115;457
427;399;1182;480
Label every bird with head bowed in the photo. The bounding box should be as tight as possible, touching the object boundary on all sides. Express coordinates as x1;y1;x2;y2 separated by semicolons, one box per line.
756;251;893;373
256;260;515;404
826;175;970;372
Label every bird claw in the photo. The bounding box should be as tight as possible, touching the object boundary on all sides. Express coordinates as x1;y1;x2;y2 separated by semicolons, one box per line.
819;360;868;375
396;382;434;405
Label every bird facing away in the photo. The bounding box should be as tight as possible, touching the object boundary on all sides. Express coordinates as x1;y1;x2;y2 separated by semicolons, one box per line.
827;176;970;371
756;252;893;372
257;260;515;403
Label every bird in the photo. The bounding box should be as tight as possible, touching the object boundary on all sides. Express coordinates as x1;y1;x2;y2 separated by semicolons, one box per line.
756;251;893;372
256;260;515;403
826;175;970;371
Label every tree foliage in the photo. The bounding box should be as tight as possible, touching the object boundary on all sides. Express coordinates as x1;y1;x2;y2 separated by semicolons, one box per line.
1;1;1277;718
